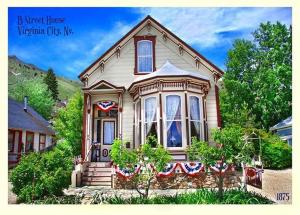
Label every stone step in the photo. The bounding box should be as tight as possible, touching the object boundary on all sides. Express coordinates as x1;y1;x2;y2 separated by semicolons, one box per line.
83;172;112;177
85;167;112;172
82;176;111;182
82;181;112;186
88;162;111;168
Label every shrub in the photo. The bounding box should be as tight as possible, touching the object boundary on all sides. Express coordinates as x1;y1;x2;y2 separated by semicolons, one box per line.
260;133;292;169
33;195;81;204
53;91;83;155
10;144;73;203
110;138;172;199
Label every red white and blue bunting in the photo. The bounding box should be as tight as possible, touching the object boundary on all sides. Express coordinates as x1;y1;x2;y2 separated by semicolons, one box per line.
154;163;179;177
114;162;234;178
115;165;141;179
179;162;205;176
96;101;116;112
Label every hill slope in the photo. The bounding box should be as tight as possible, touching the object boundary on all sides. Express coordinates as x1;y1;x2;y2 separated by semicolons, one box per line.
8;56;82;100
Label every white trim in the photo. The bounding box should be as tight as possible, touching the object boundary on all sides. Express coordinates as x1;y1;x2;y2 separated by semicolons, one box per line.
162;92;186;150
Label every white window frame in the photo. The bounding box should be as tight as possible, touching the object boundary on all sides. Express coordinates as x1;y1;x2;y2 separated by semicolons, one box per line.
137;40;153;73
188;93;205;143
141;94;159;145
162;92;186;150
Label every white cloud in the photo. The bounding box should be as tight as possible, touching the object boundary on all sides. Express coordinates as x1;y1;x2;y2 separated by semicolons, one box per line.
139;7;291;49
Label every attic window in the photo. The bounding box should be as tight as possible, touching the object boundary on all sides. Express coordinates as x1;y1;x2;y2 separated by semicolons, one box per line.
134;36;156;74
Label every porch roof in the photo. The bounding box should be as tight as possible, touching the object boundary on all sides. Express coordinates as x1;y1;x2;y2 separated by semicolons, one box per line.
134;61;210;83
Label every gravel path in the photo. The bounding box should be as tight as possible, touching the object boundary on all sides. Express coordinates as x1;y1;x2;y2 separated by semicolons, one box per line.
247;168;292;204
8;182;17;204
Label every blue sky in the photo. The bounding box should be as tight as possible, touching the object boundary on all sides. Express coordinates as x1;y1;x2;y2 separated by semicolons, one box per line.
8;7;291;80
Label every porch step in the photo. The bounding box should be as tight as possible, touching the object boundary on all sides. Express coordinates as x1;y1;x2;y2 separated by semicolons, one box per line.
81;162;113;187
83;171;111;177
88;162;111;168
82;176;111;182
82;181;112;186
85;167;112;172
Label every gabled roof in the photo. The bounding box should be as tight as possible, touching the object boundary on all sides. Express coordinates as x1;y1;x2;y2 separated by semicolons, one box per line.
83;80;125;92
270;116;292;131
78;15;224;79
8;98;55;135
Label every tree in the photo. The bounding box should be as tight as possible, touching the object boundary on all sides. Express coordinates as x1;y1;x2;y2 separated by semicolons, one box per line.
187;126;255;198
10;79;55;120
53;92;83;156
221;22;292;129
44;68;59;101
110;137;172;199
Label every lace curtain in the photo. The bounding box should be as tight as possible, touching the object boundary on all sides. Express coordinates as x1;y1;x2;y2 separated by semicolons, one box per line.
138;40;153;72
145;97;157;136
190;96;201;138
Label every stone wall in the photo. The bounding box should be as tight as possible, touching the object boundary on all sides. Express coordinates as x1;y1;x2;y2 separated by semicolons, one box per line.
113;171;241;189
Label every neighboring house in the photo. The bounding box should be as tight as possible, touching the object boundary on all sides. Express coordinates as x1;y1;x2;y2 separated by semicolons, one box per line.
8;97;55;167
78;15;223;163
270;116;292;146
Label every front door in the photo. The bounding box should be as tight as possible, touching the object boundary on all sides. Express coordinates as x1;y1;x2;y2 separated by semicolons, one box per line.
100;119;116;161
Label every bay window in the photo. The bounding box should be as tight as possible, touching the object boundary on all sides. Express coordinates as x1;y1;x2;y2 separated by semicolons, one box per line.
166;95;183;148
189;96;202;141
144;97;157;139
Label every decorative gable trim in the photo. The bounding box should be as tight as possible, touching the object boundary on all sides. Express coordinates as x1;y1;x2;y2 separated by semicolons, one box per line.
78;15;223;80
83;80;125;92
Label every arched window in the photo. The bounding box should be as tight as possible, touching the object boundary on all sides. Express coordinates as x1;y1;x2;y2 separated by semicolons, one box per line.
189;96;202;141
144;97;157;139
137;40;153;73
166;95;182;147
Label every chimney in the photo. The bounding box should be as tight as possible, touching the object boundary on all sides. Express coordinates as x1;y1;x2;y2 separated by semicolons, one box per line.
24;96;28;112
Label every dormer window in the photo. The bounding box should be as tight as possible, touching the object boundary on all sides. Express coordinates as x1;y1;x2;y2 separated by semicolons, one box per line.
134;36;156;74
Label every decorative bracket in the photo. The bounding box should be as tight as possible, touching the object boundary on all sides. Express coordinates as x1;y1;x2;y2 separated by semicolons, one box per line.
178;43;184;55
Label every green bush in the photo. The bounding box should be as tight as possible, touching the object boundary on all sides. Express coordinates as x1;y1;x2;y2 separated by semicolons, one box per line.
261;133;292;169
10;142;73;203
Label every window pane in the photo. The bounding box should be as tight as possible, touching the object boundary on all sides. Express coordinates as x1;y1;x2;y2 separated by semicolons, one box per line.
190;121;201;140
103;122;115;145
40;135;46;144
166;95;181;120
145;97;156;122
190;96;200;120
145;122;157;138
8;131;13;151
137;40;153;72
26;133;34;152
167;121;182;147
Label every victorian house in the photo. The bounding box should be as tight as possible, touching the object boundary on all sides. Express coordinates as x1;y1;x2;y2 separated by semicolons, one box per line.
78;15;223;166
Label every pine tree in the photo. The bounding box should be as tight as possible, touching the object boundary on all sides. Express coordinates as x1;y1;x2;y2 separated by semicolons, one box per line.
44;68;59;101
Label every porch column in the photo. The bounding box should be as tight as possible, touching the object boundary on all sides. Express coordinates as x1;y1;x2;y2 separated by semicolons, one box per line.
81;93;87;160
118;92;123;139
203;95;208;142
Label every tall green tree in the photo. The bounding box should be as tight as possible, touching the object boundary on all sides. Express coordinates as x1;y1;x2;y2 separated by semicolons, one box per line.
44;68;59;101
53;92;83;155
10;79;55;120
221;22;292;129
